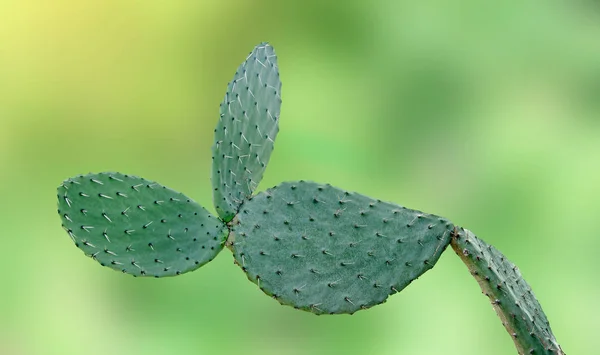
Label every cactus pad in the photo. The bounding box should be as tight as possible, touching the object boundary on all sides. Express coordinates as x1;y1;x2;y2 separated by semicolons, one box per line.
230;181;454;314
57;172;228;277
212;42;282;221
451;228;563;354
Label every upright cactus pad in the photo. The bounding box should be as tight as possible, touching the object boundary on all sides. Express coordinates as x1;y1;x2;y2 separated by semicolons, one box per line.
211;42;282;222
451;228;563;354
57;172;228;277
230;181;454;314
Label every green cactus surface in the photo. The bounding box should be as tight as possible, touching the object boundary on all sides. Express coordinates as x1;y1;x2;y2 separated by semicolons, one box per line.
229;180;454;314
450;228;564;354
57;172;228;277
211;42;282;222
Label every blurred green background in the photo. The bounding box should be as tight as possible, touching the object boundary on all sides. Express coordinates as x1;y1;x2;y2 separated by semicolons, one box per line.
1;1;598;354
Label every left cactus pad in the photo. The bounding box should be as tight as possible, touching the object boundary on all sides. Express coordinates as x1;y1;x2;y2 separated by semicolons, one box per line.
57;173;228;277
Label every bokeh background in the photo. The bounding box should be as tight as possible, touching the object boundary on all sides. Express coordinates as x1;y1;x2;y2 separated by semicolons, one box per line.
1;1;598;354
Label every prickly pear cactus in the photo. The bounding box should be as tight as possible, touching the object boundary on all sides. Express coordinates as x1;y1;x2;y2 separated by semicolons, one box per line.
211;42;282;222
57;172;228;277
450;228;564;354
55;42;564;355
229;181;454;314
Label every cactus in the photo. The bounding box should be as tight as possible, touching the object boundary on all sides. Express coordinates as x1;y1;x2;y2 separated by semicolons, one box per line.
229;180;453;314
211;42;282;222
450;228;563;354
57;172;227;277
56;42;564;354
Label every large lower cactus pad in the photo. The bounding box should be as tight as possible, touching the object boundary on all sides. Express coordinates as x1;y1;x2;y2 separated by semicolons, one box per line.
212;42;282;221
230;181;454;314
57;172;228;277
451;228;563;354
